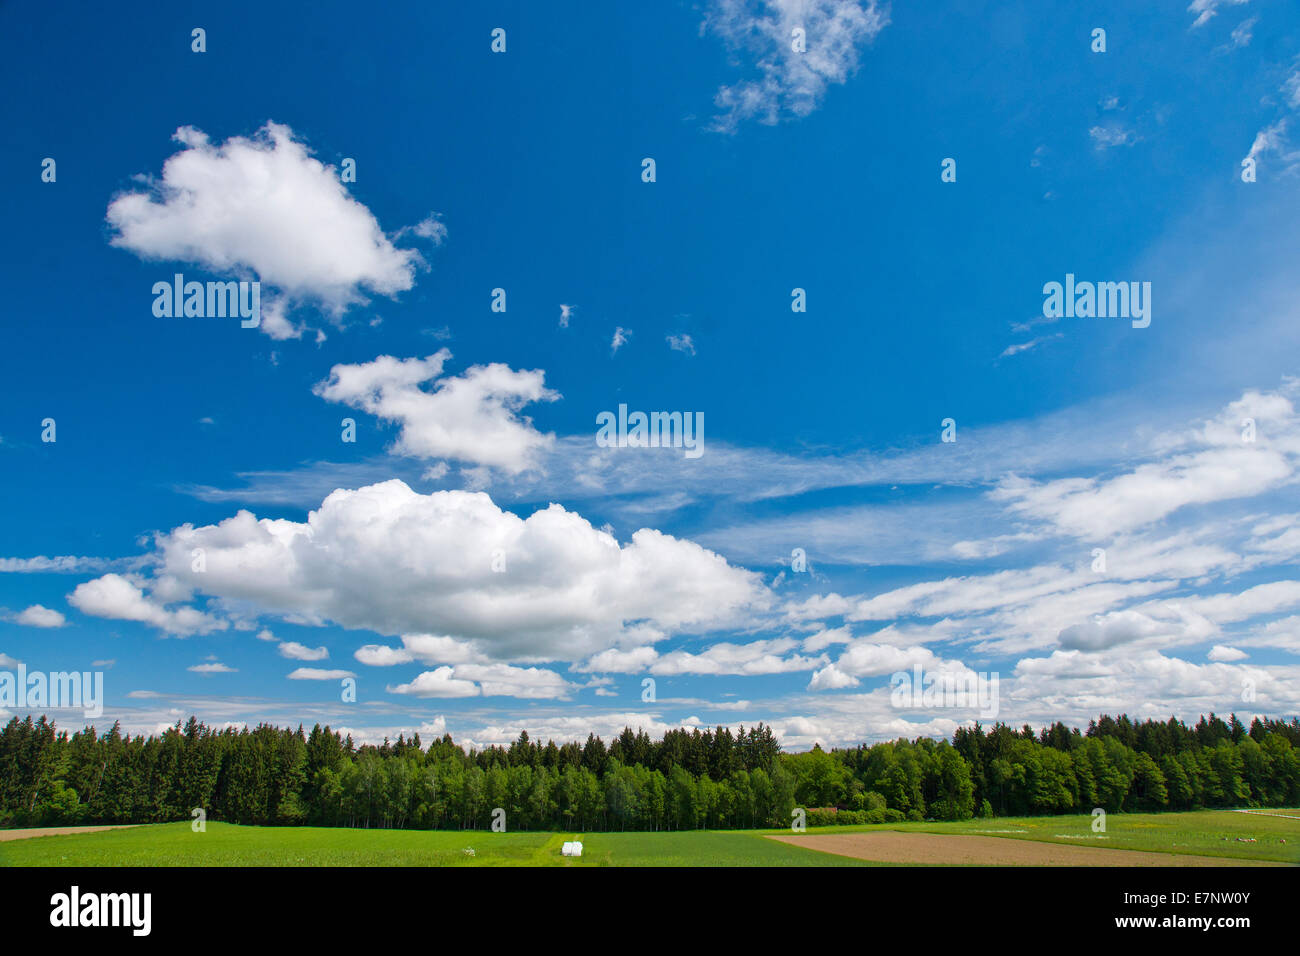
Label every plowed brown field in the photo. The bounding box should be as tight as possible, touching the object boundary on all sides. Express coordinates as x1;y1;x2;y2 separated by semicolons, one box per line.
769;831;1282;866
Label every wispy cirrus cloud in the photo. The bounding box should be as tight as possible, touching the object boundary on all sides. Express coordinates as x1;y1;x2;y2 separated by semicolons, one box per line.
1188;0;1250;29
704;0;889;131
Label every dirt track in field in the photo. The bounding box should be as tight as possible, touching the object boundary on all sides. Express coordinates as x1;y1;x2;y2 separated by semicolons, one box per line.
769;831;1279;866
0;825;141;842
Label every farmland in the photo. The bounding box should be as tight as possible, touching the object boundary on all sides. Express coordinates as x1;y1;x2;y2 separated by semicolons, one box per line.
2;809;1294;867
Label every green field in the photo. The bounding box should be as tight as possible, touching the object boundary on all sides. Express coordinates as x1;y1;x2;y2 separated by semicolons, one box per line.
1;809;1294;866
0;823;868;867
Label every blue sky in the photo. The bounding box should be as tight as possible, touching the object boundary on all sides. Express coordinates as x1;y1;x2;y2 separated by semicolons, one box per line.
2;0;1299;748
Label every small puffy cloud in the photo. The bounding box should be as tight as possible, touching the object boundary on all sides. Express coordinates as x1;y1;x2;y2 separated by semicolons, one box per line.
387;666;480;698
649;638;825;676
576;646;661;674
287;667;355;680
69;573;227;637
455;663;577;698
830;641;954;679
106;122;427;339
395;213;448;245
808;661;860;690
1208;644;1247;662
314;351;558;473
611;327;631;354
188;661;236;674
356;634;485;667
559;304;575;328
355;644;415;666
1089;125;1139;150
16;605;66;628
0;652;22;668
666;334;696;355
388;662;580;699
278;641;329;661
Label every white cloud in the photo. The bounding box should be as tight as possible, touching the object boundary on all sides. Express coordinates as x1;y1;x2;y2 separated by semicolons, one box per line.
106;122;426;339
69;573;227;637
278;641;329;661
808;662;859;690
649;638;825;675
0;555;118;573
314;351;558;474
1057;608;1212;652
574;637;823;676
800;625;853;652
829;641;960;680
386;662;575;699
15;605;66;628
992;387;1300;539
666;334;696;355
1226;16;1256;49
575;646;660;673
394;213;448;245
1000;333;1061;358
188;661;237;674
1245;120;1297;173
1089;125;1140;149
1208;644;1247;662
610;327;631;354
1285;67;1300;110
1188;0;1250;29
146;479;767;662
387;666;481;698
356;634;486;667
704;0;889;131
287;667;355;680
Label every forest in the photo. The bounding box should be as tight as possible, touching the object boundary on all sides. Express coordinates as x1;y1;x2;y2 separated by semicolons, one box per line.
2;712;1298;831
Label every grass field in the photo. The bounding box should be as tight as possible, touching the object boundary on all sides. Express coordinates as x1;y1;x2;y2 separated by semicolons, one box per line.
1;809;1294;866
0;822;867;867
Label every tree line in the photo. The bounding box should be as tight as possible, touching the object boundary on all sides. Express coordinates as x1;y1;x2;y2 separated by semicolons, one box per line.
1;712;1297;831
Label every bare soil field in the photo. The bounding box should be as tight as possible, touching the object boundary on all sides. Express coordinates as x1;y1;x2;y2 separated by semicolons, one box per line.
769;831;1282;866
0;825;141;842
